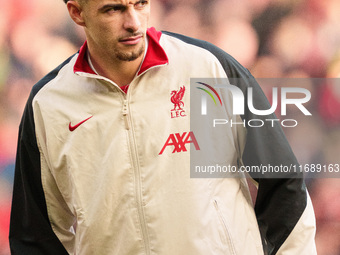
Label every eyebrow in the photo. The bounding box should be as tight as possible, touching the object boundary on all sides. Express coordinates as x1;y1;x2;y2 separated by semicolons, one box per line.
98;3;125;11
99;0;145;11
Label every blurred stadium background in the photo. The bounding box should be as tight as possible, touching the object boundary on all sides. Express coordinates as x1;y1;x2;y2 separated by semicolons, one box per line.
1;0;340;254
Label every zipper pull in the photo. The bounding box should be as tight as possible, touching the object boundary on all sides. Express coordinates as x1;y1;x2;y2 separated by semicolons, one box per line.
122;100;130;130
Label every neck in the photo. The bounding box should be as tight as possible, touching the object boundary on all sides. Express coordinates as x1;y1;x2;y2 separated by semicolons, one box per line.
89;51;144;87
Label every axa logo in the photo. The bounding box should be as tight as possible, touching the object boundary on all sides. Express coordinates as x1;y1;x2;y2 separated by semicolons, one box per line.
159;131;200;155
171;86;186;119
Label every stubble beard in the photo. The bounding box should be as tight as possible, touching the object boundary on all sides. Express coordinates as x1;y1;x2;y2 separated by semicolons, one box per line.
115;43;145;62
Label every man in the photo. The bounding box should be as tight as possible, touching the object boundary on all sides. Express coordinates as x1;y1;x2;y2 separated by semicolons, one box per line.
9;0;316;254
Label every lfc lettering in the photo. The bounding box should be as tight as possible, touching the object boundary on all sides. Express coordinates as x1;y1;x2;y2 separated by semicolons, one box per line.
171;110;186;118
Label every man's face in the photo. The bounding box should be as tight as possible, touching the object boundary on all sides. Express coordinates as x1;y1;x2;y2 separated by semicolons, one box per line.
78;0;150;62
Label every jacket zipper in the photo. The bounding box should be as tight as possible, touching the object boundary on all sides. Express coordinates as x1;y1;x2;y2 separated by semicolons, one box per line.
122;98;151;255
122;100;130;130
213;199;237;255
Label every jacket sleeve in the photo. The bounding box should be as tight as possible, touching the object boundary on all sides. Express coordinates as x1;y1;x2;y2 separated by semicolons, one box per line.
225;60;317;255
9;83;70;254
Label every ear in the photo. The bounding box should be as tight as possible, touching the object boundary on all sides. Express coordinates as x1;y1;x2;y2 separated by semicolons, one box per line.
67;1;86;27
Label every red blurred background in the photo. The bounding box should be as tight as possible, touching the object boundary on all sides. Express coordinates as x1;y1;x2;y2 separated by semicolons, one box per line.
1;0;340;254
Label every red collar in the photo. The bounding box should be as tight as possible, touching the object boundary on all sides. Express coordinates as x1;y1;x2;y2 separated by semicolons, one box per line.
74;27;168;75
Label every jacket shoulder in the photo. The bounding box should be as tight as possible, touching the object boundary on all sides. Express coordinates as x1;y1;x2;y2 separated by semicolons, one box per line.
161;31;252;79
31;54;76;100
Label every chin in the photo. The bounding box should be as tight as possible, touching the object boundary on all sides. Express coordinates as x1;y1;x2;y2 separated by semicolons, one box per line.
117;47;145;62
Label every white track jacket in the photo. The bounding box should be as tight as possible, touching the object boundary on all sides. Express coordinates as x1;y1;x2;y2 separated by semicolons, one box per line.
10;28;316;255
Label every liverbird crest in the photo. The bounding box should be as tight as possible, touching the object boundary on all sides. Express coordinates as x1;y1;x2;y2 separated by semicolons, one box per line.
171;86;185;111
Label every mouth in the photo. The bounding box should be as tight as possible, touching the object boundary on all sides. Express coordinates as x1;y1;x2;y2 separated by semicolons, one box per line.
119;34;143;45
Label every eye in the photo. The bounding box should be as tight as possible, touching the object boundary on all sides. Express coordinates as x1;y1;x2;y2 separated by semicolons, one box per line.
102;4;126;13
134;0;148;9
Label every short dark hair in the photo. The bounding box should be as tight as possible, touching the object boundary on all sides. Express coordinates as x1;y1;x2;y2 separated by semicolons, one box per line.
63;0;68;3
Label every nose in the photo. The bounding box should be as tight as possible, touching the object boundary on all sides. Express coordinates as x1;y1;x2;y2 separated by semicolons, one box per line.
123;7;141;32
